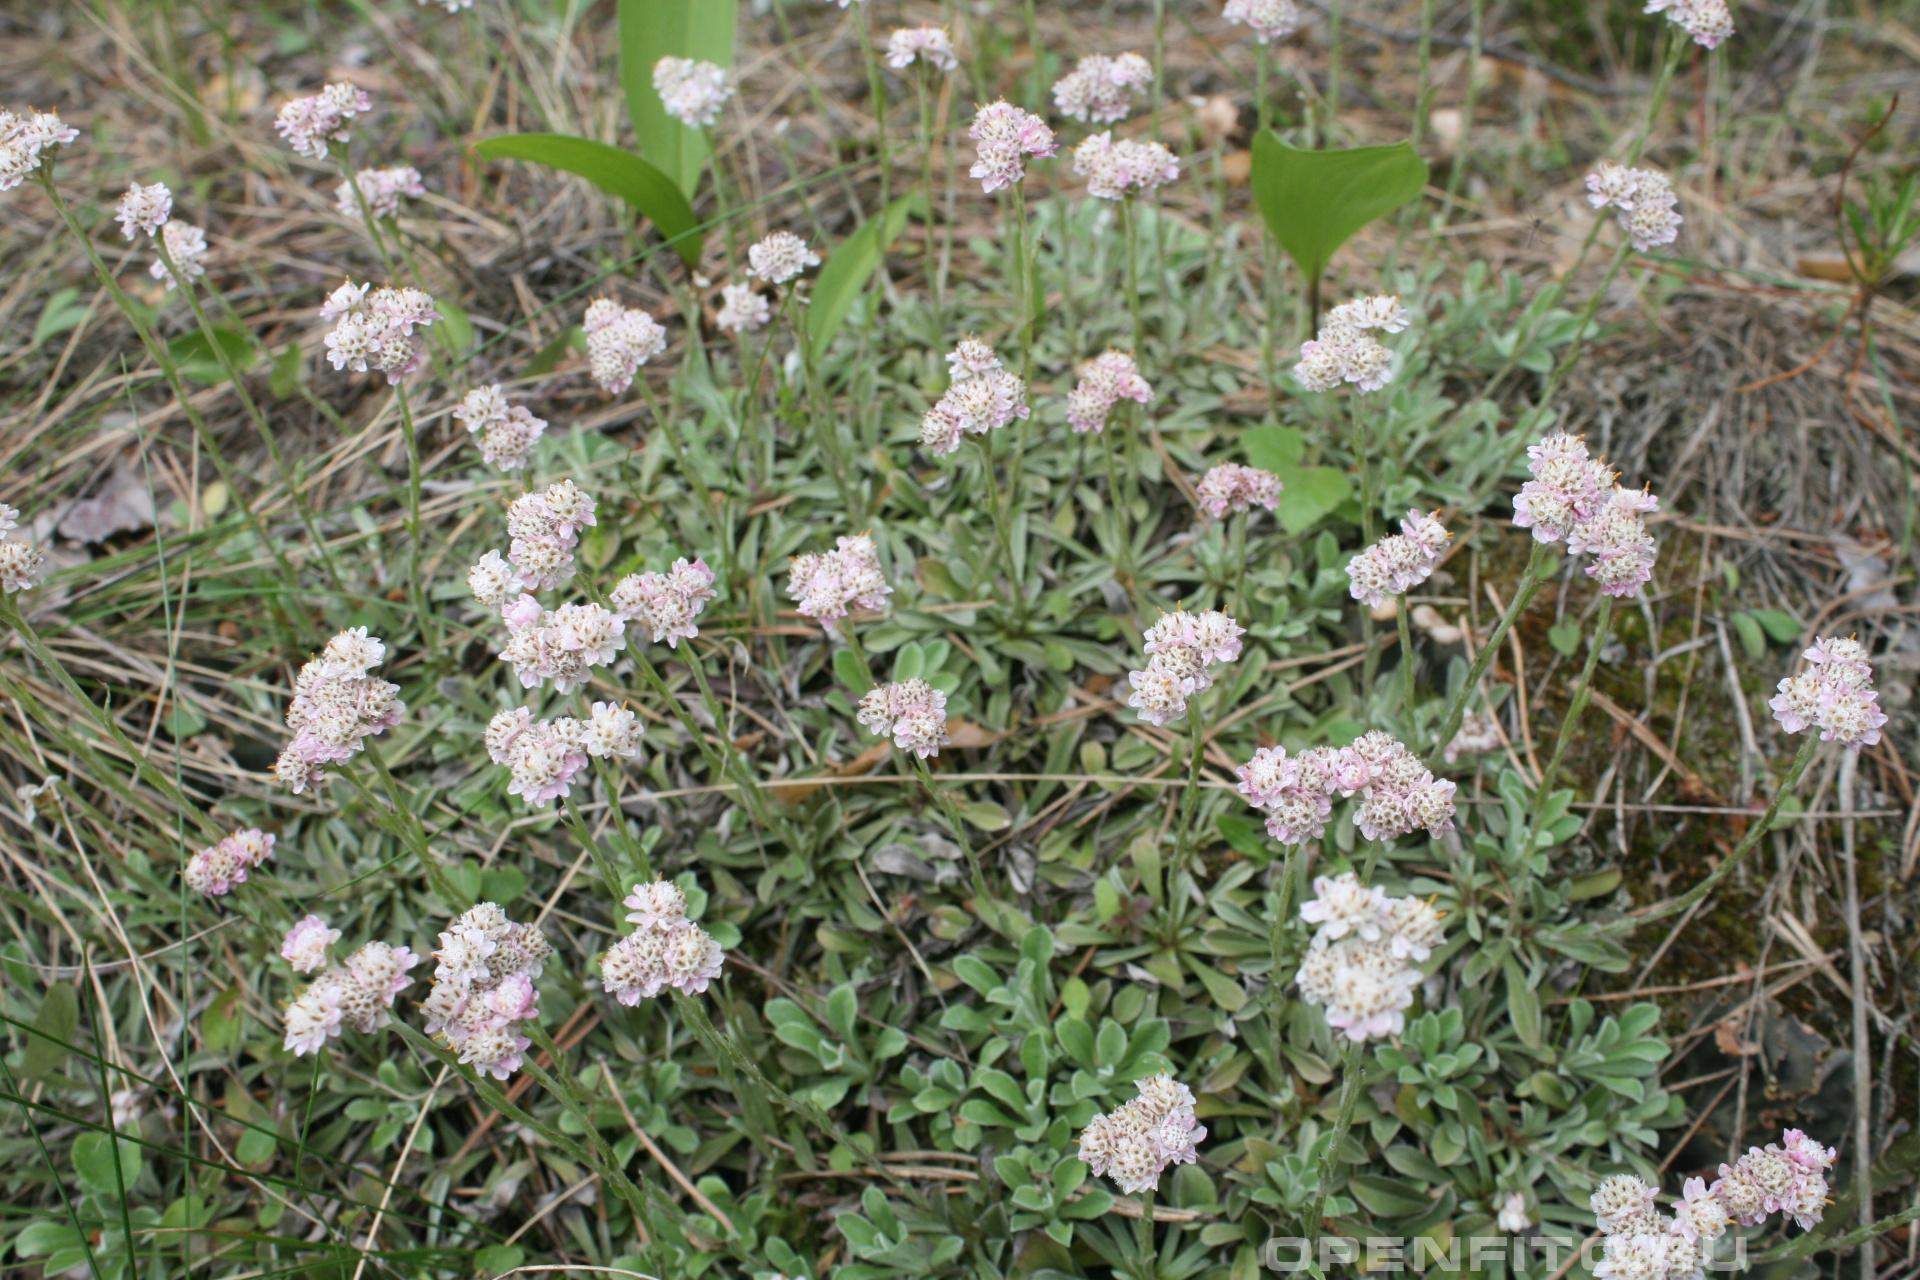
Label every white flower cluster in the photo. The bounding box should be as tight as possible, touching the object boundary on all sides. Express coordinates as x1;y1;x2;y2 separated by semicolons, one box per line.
115;182;172;238
919;337;1030;457
320;280;439;383
967;100;1056;193
885;26;958;72
498;600;626;694
274;82;371;159
1769;636;1887;751
283;939;419;1056
1587;1132;1832;1280
856;678;950;759
503;478;597;593
1065;349;1152;435
0;107;78;191
601;878;725;1004
485;702;642;807
716;282;771;333
1514;434;1659;597
1051;53;1153;124
1126;608;1245;727
280;915;340;974
1076;1073;1206;1194
273;628;404;794
1237;730;1457;847
1195;463;1283;519
583;298;668;396
183;827;275;897
423;903;551;1080
1224;0;1304;43
1585;161;1683;252
337;165;424;220
149;221;209;292
452;386;547;472
610;557;718;648
1645;0;1733;49
787;533;891;630
1295;294;1409;393
0;504;47;595
1345;510;1449;608
1072;131;1179;200
747;230;820;285
1295;872;1445;1041
653;56;734;128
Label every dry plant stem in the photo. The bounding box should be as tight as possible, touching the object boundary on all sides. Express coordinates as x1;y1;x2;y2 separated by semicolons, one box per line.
1612;735;1820;933
1521;596;1613;850
37;177;308;602
1430;541;1558;757
1307;1038;1365;1233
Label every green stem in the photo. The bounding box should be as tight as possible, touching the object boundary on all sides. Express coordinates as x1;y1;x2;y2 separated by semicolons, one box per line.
1265;843;1304;1075
1136;1187;1156;1276
361;740;463;908
975;435;1026;626
1396;602;1416;727
564;792;629;906
1430;541;1557;758
1520;596;1613;849
913;755;989;908
393;386;438;651
1171;701;1208;883
855;12;891;215
1306;1039;1364;1233
1231;513;1250;620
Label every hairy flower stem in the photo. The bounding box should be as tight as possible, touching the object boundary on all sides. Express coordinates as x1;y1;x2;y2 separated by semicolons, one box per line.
1396;604;1417;726
854;13;891;216
1255;42;1271;134
1520;596;1613;850
1355;401;1382;700
636;377;717;562
1009;180;1035;387
1135;1188;1156;1276
912;71;945;355
1171;703;1209;884
588;757;654;882
38;177;309;615
791;304;861;520
392;386;438;652
1611;735;1820;933
563;793;629;907
1430;542;1557;758
702;125;741;267
360;741;464;908
633;647;785;847
1100;428;1139;605
1232;513;1251;619
1307;1039;1365;1233
682;645;790;855
914;755;991;905
1264;844;1304;1072
975;436;1027;626
334;153;403;282
519;1048;659;1227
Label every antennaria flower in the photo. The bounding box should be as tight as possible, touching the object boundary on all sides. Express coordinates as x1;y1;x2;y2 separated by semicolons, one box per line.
273;628;404;793
1295;872;1444;1040
184;827;276;897
921;337;1030;457
453;386;546;472
787;534;890;630
424;903;550;1079
0;107;79;191
746;230;820;285
0;504;47;594
320;280;438;382
856;679;950;759
885;26;958;72
148;221;207;291
283;939;419;1056
1646;0;1733;48
115;182;171;238
716;282;770;333
1072;131;1179;199
1585;161;1683;251
1346;510;1449;607
505;479;596;591
1225;0;1304;43
1295;294;1409;392
1065;350;1152;435
1769;636;1887;750
967;100;1055;193
1077;1073;1207;1193
1195;463;1283;519
1052;53;1153;124
337;165;424;220
653;57;733;128
1126;609;1244;726
281;915;340;974
274;83;371;159
497;601;626;694
600;877;725;1003
583;298;667;396
611;557;718;648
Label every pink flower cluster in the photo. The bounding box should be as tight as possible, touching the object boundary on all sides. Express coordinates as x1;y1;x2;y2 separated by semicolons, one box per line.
1077;1073;1206;1194
1052;53;1153;124
1585;161;1683;252
747;230;819;284
1346;510;1449;607
787;534;891;630
611;557;718;648
1645;0;1733;48
1195;463;1283;519
274;83;371;159
337;165;424;220
1514;434;1660;597
716;282;770;333
283;939;419;1056
653;57;734;128
0;503;47;595
149;221;208;292
486;702;641;806
0;107;79;191
273;628;404;794
183;827;276;897
1065;350;1152;435
504;479;596;592
1072;131;1179;199
1237;730;1456;846
280;915;340;974
856;678;950;759
1126;609;1245;726
115;182;172;238
1224;0;1304;43
1713;1130;1835;1231
422;903;551;1080
497;600;626;693
453;386;547;472
1769;636;1887;750
920;338;1031;456
601;878;726;1003
1295;294;1409;393
885;26;958;72
1295;872;1445;1041
583;298;668;396
967;100;1056;193
320;280;439;383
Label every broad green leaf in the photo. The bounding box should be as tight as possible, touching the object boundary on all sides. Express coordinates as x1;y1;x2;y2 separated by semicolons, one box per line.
473;134;701;267
1273;465;1352;535
1548;620;1581;657
168;325;259;385
807;195;923;362
1242;424;1305;472
1251;132;1429;286
72;1132;142;1197
618;0;738;196
31;287;87;350
20;983;78;1080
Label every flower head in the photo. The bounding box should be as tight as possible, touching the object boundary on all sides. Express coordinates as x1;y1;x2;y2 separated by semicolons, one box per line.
1077;1073;1207;1193
281;915;340;974
1072;131;1179;199
1225;0;1304;43
0;506;47;595
583;298;668;395
273;629;404;793
967;100;1055;193
716;282;771;333
787;534;890;630
1065;350;1152;434
274;83;371;159
601;877;725;1003
1346;511;1450;607
116;182;172;238
1294;874;1442;1041
283;939;418;1056
148;221;208;292
1195;463;1284;519
1295;294;1408;392
1512;432;1616;543
856;679;950;759
1646;0;1734;48
1769;636;1887;750
1126;609;1243;726
610;557;718;648
453;386;546;471
653;57;733;128
337;165;424;220
184;827;276;897
885;26;959;72
1585;162;1683;251
747;230;820;284
320;280;438;382
0;108;79;191
425;903;550;1079
1052;53;1153;124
